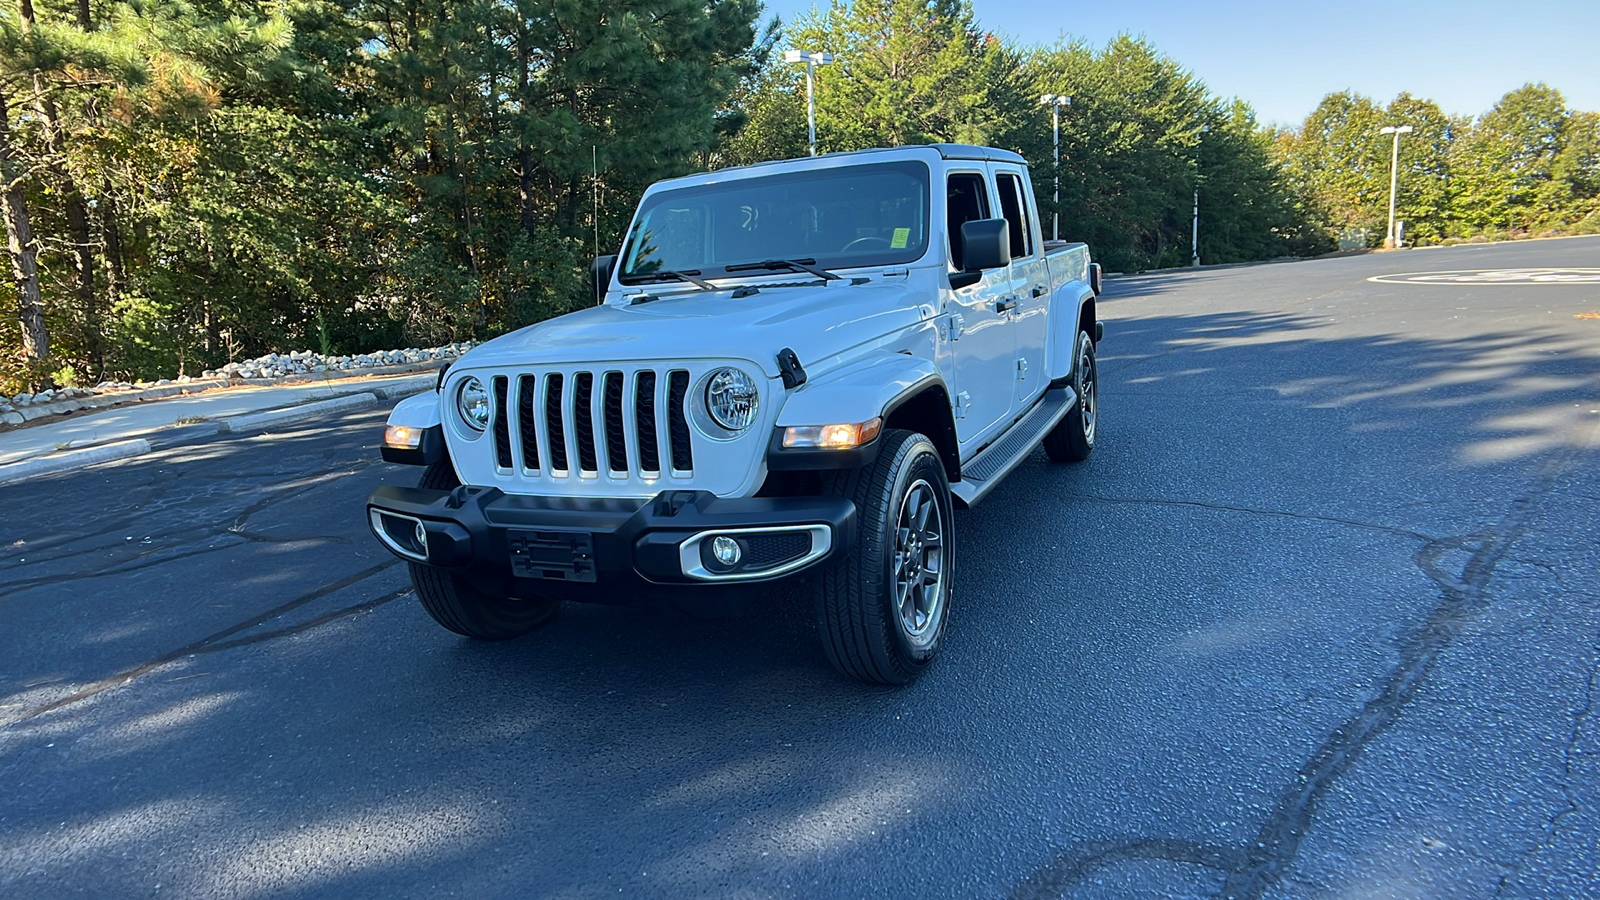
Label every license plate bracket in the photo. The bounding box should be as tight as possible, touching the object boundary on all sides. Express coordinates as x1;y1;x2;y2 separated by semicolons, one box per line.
507;529;597;582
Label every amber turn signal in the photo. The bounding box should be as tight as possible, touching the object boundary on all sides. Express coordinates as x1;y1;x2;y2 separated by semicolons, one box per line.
782;417;882;449
384;425;423;449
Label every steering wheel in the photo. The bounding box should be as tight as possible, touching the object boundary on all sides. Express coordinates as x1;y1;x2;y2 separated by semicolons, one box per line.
841;236;893;251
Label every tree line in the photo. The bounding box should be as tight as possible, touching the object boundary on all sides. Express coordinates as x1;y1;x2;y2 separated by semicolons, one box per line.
3;0;1596;393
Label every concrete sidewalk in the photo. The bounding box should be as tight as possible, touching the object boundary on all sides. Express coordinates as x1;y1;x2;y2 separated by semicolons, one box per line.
0;370;438;485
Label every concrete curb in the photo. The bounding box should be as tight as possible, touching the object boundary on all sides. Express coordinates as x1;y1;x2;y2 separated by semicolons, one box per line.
366;374;438;400
0;439;152;486
217;393;381;434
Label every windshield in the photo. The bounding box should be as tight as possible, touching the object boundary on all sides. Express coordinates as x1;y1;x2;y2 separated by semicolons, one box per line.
618;160;931;283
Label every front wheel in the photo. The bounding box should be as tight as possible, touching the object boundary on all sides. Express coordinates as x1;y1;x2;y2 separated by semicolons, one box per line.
1043;328;1097;462
814;430;955;685
409;461;559;640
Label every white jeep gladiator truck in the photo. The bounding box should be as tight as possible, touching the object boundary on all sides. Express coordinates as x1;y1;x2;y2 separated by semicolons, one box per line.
367;144;1103;684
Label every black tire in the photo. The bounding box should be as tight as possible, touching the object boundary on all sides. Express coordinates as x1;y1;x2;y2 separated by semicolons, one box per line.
814;430;955;685
1043;328;1097;462
408;461;558;640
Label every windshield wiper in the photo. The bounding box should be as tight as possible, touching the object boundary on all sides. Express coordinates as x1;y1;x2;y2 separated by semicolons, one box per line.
628;269;718;291
724;258;841;281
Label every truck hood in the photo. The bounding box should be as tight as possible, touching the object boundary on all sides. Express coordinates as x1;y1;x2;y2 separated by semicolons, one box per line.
456;280;930;377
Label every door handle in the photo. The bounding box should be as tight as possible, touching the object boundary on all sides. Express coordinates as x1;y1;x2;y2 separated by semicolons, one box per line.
995;297;1018;313
1031;284;1047;298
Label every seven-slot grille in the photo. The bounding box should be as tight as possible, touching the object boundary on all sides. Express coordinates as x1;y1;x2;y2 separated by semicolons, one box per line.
487;368;695;480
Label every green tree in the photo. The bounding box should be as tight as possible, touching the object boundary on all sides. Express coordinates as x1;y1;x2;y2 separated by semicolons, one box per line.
784;0;1018;152
1026;36;1216;269
1381;93;1458;244
1449;83;1571;232
359;0;760;344
1280;91;1387;243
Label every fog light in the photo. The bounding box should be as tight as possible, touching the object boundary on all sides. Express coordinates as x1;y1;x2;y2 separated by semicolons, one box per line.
711;536;742;567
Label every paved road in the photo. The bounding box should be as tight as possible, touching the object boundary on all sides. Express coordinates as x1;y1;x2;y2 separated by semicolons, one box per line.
2;239;1597;898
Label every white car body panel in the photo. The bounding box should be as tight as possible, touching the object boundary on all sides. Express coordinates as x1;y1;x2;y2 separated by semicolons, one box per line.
391;145;1098;503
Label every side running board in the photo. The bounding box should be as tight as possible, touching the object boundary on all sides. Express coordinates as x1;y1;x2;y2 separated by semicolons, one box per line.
950;387;1076;507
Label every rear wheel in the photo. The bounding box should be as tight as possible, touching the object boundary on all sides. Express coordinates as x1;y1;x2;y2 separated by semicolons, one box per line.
1044;328;1097;462
409;461;559;640
814;430;954;685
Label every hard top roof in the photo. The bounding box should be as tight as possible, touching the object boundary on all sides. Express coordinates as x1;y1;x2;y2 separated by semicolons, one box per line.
718;143;1026;173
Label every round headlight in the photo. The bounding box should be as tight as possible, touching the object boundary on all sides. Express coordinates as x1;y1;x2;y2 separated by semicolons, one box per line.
705;368;759;433
456;377;490;432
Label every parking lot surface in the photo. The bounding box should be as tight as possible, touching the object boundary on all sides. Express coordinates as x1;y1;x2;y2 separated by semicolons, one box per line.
2;238;1597;898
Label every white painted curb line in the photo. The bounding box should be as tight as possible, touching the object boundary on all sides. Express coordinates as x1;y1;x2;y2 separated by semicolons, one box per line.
217;393;379;434
0;439;152;485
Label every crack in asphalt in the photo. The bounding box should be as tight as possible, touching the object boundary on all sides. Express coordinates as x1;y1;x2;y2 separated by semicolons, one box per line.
1492;628;1600;898
1015;453;1572;900
1012;838;1246;898
0;540;254;599
1064;491;1438;542
0;471;361;599
3;561;400;726
192;587;411;656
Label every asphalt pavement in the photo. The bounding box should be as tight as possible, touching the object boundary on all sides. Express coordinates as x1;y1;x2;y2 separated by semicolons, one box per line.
0;237;1596;899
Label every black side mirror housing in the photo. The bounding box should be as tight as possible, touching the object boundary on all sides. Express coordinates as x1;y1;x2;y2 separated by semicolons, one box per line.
949;218;1011;289
591;254;617;303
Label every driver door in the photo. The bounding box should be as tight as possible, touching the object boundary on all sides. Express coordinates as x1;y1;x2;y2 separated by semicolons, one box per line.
943;169;1016;454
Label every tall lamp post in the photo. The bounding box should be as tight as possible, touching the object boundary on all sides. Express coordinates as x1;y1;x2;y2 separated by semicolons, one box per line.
1192;124;1209;267
1380;124;1413;248
1039;94;1070;240
784;50;834;157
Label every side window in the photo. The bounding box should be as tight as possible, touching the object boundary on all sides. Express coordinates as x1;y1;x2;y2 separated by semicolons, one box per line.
996;173;1033;259
946;172;990;271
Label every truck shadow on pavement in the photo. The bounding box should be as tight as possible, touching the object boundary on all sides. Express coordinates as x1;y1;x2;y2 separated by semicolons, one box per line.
1;300;1597;898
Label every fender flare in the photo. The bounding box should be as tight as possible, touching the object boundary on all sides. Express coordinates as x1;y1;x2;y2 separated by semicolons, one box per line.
1045;288;1096;385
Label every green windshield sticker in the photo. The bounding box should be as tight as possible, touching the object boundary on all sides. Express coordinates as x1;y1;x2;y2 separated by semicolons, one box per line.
891;227;910;249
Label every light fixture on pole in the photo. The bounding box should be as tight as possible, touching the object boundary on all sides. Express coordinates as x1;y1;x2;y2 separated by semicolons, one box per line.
1193;124;1209;268
1039;94;1070;241
785;49;835;157
1380;124;1413;248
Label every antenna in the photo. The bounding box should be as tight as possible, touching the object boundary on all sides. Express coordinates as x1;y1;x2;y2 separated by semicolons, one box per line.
592;146;599;258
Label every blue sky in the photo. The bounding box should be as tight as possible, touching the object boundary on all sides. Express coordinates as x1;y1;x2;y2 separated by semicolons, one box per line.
759;0;1600;127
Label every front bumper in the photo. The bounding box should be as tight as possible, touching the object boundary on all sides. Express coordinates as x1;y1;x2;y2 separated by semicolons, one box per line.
366;485;855;598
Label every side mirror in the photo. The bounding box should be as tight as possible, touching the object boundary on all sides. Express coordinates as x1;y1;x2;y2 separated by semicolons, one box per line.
591;254;617;303
1090;262;1103;296
950;219;1010;289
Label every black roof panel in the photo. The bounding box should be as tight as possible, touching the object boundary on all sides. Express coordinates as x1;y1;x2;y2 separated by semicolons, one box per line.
711;143;1026;173
926;143;1026;163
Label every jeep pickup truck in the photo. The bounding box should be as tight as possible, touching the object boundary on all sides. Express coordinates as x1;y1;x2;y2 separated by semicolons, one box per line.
367;143;1103;684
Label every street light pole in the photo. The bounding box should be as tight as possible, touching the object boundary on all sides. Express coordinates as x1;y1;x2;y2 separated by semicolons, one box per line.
785;50;835;157
1380;124;1413;248
1192;124;1208;268
1039;94;1070;240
